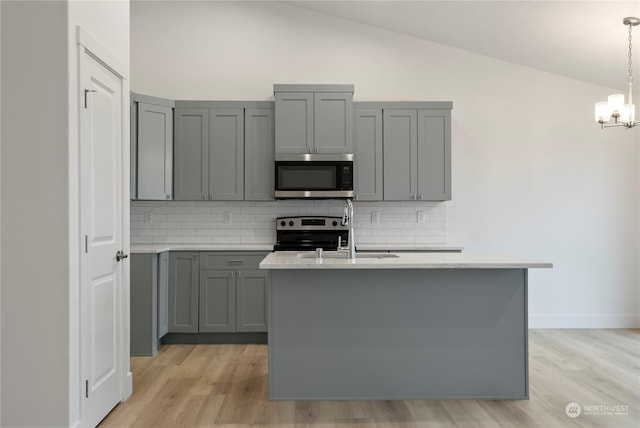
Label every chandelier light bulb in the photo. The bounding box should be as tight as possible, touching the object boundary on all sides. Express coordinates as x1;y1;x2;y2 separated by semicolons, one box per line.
607;94;625;115
595;102;612;122
620;104;636;123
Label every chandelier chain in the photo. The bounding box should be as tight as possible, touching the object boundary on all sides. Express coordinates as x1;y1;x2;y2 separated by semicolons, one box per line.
628;24;633;84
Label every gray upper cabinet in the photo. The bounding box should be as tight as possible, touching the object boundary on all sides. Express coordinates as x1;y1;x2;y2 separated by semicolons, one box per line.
245;108;275;201
274;84;354;154
209;109;244;200
274;92;313;154
313;92;353;153
168;252;199;333
131;93;175;200
174;102;274;201
354;108;383;201
383;109;418;201
174;108;209;200
379;102;452;201
417;109;451;201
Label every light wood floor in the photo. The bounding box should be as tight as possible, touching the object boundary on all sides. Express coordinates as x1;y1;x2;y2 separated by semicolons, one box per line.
99;330;639;428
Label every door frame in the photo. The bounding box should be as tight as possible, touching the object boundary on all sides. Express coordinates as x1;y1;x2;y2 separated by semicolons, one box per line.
72;26;131;427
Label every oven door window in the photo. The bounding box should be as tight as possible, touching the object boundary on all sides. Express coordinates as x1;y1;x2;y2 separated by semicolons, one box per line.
277;163;337;190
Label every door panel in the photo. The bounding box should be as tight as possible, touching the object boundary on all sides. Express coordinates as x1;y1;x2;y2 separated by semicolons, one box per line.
80;49;123;427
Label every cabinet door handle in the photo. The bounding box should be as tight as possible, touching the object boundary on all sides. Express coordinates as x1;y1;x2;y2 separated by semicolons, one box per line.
419;194;424;200
412;194;417;200
231;271;235;278
166;194;171;200
237;271;241;278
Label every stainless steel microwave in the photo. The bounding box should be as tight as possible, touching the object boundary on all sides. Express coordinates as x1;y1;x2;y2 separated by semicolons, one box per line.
274;153;354;199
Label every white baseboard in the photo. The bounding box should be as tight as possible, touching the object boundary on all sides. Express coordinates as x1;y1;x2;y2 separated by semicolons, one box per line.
529;314;640;329
123;371;133;401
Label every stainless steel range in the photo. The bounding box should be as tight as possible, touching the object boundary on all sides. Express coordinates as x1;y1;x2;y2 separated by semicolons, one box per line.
274;216;349;251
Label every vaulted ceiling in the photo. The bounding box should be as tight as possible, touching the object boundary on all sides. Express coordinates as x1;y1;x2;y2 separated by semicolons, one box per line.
286;1;640;91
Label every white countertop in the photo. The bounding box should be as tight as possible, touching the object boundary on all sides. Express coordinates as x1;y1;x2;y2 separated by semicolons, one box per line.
358;244;463;252
130;244;273;254
129;243;463;254
259;251;552;269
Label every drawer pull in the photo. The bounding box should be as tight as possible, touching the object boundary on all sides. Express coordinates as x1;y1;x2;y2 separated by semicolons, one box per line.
226;260;244;264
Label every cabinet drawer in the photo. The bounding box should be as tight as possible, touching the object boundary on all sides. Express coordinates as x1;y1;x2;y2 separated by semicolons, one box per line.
200;252;268;270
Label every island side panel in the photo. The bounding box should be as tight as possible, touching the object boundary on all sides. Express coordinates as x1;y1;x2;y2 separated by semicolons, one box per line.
268;268;528;400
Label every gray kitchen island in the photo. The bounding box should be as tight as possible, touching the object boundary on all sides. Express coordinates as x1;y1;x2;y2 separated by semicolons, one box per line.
259;251;552;401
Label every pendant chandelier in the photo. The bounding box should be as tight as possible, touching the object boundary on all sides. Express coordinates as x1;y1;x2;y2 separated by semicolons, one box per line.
595;17;639;129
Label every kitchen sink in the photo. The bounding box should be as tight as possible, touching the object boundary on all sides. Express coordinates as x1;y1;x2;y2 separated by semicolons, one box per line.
296;252;399;259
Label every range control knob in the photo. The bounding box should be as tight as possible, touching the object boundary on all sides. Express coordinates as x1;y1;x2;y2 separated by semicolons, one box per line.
280;221;286;227
332;221;338;226
289;221;294;227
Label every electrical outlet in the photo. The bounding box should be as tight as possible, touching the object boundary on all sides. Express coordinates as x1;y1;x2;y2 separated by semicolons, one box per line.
224;211;232;223
144;211;153;223
371;211;380;223
417;211;426;223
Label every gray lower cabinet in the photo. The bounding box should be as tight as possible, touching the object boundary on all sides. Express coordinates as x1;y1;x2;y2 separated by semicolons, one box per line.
168;252;200;333
274;85;354;154
199;270;236;332
236;269;269;332
130;251;170;356
382;105;452;201
158;251;169;338
353;108;383;201
131;93;174;200
168;251;269;335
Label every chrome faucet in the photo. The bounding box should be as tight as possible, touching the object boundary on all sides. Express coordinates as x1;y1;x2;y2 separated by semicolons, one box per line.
337;199;356;259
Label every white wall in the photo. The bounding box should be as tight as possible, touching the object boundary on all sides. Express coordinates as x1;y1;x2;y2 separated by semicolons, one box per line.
1;1;130;426
131;1;639;328
1;2;71;426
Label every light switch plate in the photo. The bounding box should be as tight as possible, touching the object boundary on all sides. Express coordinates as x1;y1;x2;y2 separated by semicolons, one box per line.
144;211;153;223
417;211;426;223
371;211;380;223
224;211;232;223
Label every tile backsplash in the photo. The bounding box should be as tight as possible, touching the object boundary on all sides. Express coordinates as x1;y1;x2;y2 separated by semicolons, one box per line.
130;200;447;245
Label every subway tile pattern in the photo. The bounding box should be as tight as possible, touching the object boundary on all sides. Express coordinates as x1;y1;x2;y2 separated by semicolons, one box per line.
130;200;447;246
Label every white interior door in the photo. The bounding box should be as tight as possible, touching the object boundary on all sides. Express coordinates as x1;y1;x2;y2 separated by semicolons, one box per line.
79;48;124;427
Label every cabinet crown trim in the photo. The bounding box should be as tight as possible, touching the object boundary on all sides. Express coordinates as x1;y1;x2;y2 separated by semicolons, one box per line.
354;101;452;110
274;84;354;93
